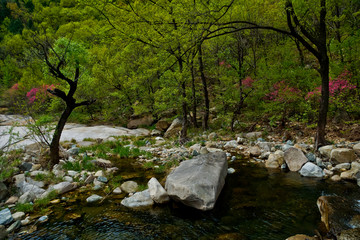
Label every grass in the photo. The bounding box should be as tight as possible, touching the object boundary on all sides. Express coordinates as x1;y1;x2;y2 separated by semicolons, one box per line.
154;165;166;174
137;184;148;191
108;175;123;188
62;157;97;172
142;162;155;169
15;203;34;213
0;149;23;181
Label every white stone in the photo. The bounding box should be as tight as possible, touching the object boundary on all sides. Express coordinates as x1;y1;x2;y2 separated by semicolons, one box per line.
94;170;104;177
63;176;73;183
224;140;238;150
319;145;335;159
227;168;236;174
53;182;76;195
86;194;103;203
330;148;357;164
299;162;324;178
12;212;25;221
67;170;78;177
284;147;308;171
147;177;169;204
121;189;154;208
113;187;122;195
121;181;138;193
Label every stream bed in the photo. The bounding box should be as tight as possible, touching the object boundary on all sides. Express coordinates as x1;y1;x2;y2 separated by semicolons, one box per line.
10;159;360;240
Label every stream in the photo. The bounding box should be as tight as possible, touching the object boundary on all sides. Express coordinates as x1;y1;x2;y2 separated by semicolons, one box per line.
9;158;360;240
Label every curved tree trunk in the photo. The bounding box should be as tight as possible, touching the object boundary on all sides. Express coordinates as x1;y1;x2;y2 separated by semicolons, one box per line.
198;44;209;130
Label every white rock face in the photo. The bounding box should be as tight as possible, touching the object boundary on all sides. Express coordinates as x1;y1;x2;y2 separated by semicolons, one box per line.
284;147;308;171
299;162;324;178
121;189;154;208
165;152;228;211
147;178;169;204
353;143;360;156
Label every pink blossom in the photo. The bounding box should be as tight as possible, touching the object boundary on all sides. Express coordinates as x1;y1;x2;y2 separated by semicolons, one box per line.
242;77;254;88
11;83;19;90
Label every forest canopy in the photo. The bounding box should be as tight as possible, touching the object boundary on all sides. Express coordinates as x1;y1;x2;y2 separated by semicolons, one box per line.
0;0;359;145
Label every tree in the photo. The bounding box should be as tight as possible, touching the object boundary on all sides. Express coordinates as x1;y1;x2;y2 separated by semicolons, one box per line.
33;36;95;167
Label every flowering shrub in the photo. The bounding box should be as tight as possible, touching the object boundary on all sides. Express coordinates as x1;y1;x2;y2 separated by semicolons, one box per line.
242;77;255;88
306;69;357;116
26;84;56;104
265;80;301;103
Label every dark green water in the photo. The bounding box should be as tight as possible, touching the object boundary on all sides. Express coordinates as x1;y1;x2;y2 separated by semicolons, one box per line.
11;160;360;240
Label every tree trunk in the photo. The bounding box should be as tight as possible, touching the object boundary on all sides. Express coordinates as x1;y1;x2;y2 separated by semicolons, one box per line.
49;105;74;167
315;53;330;148
198;44;209;130
191;60;198;128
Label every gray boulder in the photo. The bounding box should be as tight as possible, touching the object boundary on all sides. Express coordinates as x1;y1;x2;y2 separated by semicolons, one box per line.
0;208;13;225
340;162;360;180
299;162;324;178
165;152;228;211
330;148;357;164
0;182;8;201
284;147;308;171
265;151;284;169
147;177;169;204
257;142;274;152
224;140;238;150
164;118;183;138
0;225;7;240
18;182;45;198
121;189;154;208
18;192;34;204
245;132;262;139
6;220;21;233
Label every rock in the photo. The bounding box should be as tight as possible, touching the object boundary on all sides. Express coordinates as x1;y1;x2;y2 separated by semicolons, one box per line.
340;162;360;180
11;212;25;221
208;132;218;141
97;176;108;183
155;119;171;131
13;174;25;187
18;181;45;198
319;145;335;159
151;129;162;136
121;181;138;193
93;178;104;186
29;170;47;177
53;182;76;195
84;174;95;184
323;169;334;177
284;147;308;171
338;228;360;240
249;146;261;157
299;162;324;178
245;132;262;139
38;216;48;223
30;164;41;171
67;170;78;177
286;234;316;240
5;196;18;205
333;163;351;171
282;144;292;152
353;143;360;156
18;192;34;204
63;176;73;183
0;225;7;239
316;157;324;168
113;187;122;195
317;196;360;236
236;137;245;144
164;118;183;138
306;153;316;162
21;216;31;226
165;152;228;211
67;146;80;156
6;220;21;233
257;142;274;152
86;194;103;203
224;140;238;150
200;147;209;155
94;170;104;177
93;185;102;191
147;177;169;204
0;182;8;201
330;148;357;164
331;175;341;181
121;189;154;208
189;144;201;154
26;177;45;188
0;208;13;225
127;114;153;129
227;168;235;174
19;162;33;172
216;232;245;240
265;151;284;168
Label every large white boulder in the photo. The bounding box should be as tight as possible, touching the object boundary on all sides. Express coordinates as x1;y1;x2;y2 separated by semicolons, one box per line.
147;177;169;204
165;152;228;211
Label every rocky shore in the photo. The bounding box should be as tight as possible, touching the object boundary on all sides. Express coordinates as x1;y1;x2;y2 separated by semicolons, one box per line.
1;116;360;239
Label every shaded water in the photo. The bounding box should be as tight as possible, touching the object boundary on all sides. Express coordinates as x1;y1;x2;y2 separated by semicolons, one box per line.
11;159;360;240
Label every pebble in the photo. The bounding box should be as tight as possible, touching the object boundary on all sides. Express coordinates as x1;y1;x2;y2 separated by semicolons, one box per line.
38;216;48;223
227;168;236;174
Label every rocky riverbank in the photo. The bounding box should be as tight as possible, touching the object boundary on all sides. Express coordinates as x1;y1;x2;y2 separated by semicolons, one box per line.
1;116;360;239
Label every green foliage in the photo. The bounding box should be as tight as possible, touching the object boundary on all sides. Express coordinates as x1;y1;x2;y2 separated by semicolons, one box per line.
137;184;147;191
15;203;34;213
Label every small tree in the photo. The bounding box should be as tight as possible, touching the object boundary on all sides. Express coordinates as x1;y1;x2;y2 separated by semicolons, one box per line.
33;37;95;168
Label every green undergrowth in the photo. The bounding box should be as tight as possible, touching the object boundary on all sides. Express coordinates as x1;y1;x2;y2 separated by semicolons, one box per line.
79;140;152;160
62;155;98;172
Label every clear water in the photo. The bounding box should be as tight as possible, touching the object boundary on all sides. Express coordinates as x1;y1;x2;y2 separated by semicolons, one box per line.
11;160;360;240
